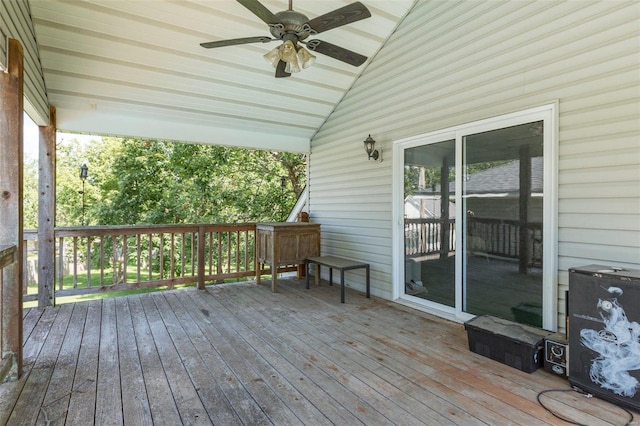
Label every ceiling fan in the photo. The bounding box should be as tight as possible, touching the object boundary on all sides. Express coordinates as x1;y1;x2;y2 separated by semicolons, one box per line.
200;0;372;78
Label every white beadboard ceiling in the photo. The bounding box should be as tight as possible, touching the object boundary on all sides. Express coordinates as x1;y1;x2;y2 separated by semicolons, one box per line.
28;0;415;152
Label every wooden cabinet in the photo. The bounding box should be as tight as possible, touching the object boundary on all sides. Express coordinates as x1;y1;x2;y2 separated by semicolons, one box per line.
255;222;320;292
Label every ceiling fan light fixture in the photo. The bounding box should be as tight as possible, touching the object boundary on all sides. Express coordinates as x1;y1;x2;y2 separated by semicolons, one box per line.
264;40;315;74
285;59;300;73
263;46;281;67
296;46;315;69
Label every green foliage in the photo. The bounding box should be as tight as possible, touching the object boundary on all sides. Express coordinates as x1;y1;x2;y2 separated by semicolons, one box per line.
53;137;306;226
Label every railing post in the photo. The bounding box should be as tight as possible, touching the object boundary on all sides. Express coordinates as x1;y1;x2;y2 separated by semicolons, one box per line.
197;226;205;290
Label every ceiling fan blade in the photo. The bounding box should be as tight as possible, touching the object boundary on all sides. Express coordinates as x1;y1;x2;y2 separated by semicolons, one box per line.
236;0;278;24
275;60;291;78
305;40;367;67
200;36;274;49
306;2;371;34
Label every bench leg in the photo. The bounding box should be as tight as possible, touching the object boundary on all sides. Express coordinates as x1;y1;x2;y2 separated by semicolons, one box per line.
340;270;345;303
329;268;333;286
366;265;370;298
306;261;310;289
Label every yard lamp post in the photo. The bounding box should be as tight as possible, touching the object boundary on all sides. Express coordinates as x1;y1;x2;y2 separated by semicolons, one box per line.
79;163;88;226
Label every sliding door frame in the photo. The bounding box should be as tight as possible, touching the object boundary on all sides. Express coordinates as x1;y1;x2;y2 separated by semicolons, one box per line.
392;103;558;330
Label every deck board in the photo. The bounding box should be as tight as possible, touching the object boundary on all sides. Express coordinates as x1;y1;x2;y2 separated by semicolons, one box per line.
66;300;101;425
96;297;124;425
221;284;449;424
115;297;153;426
128;294;183;425
39;303;86;425
1;277;638;425
161;293;244;425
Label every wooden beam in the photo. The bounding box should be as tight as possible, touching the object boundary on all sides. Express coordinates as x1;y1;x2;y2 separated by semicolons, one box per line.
439;157;450;258
38;106;56;306
519;145;531;274
0;38;24;381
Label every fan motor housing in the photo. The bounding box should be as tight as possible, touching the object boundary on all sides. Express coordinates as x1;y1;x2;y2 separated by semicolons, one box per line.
270;10;313;40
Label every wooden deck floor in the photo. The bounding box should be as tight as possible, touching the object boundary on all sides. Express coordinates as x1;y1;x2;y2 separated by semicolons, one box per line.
1;277;637;425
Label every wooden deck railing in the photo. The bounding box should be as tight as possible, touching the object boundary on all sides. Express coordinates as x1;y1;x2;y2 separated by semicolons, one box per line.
404;218;455;257
23;223;259;302
404;218;542;266
468;218;542;266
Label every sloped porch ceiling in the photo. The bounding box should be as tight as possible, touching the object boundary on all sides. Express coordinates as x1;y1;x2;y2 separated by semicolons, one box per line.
28;0;415;152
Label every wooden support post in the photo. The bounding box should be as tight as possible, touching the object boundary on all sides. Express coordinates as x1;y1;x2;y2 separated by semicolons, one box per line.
0;38;24;381
38;106;56;307
519;145;531;274
440;157;450;258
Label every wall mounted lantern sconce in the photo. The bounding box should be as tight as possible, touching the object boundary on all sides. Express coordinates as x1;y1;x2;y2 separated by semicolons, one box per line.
363;134;382;162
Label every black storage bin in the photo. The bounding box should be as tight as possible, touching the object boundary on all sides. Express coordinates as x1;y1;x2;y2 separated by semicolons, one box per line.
465;315;551;373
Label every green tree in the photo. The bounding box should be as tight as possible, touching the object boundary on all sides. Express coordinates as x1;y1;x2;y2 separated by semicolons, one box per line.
23;158;38;228
58;138;308;226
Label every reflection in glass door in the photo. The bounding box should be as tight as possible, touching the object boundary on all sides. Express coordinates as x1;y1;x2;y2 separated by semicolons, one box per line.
462;122;544;326
403;140;455;307
398;112;552;328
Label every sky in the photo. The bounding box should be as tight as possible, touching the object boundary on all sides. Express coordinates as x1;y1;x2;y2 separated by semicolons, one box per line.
23;112;100;161
23;113;39;159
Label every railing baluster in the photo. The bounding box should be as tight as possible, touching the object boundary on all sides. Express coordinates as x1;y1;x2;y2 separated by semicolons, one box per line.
22;243;28;294
226;231;232;274
123;234;128;285
73;236;78;288
148;234;153;282
57;237;64;291
158;232;164;280
180;232;185;278
190;232;195;277
197;226;205;290
244;230;249;271
136;234;141;283
235;231;240;274
217;232;223;277
86;237;92;288
100;237;105;287
170;233;175;283
208;231;213;275
112;236;117;285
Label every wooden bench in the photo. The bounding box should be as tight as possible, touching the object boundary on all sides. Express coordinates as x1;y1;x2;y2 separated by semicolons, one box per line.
305;255;370;303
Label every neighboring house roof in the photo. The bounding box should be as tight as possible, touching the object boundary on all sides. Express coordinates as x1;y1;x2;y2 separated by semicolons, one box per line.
404;195;455;219
454;157;544;196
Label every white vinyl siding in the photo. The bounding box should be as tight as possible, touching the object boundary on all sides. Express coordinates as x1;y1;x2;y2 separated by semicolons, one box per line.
309;0;640;325
0;0;49;124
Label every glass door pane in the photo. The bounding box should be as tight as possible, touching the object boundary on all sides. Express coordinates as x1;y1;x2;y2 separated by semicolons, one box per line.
462;121;544;326
404;140;455;307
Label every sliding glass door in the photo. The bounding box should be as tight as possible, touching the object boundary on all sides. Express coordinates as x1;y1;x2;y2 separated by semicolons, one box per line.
403;140;456;308
461;122;544;326
396;105;556;329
